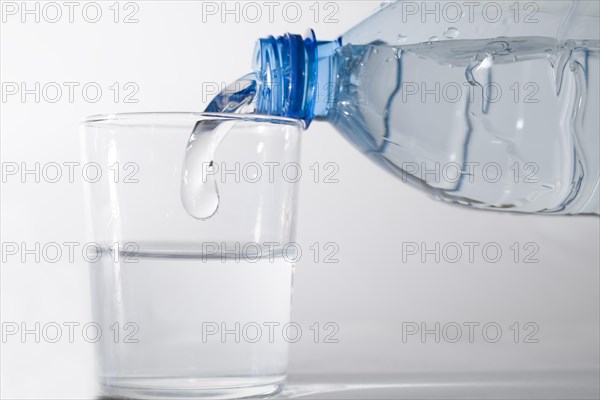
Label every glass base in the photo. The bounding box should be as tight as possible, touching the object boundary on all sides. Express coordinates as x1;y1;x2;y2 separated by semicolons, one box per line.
99;376;285;400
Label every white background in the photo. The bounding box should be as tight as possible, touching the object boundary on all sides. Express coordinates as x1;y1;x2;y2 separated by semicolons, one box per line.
1;1;599;399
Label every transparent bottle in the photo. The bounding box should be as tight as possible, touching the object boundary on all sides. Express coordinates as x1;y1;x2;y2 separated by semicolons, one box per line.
208;1;599;215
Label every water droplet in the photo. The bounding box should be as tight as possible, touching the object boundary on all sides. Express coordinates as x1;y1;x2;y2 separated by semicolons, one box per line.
428;36;440;42
181;120;236;220
397;34;407;43
443;27;459;39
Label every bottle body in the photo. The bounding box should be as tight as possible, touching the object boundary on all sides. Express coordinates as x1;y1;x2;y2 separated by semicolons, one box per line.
320;1;600;214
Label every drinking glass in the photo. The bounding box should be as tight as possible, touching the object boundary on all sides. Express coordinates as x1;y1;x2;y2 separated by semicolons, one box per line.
80;112;303;399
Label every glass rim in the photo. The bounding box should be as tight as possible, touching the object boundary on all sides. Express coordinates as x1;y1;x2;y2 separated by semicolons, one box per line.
81;112;305;128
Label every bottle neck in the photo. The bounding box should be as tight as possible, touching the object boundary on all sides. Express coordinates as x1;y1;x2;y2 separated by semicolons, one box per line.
253;31;339;126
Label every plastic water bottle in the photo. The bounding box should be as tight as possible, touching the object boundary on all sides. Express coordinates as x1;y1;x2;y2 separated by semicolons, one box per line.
206;1;599;215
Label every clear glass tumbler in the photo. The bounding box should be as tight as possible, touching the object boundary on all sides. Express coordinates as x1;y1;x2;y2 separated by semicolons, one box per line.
80;113;303;399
